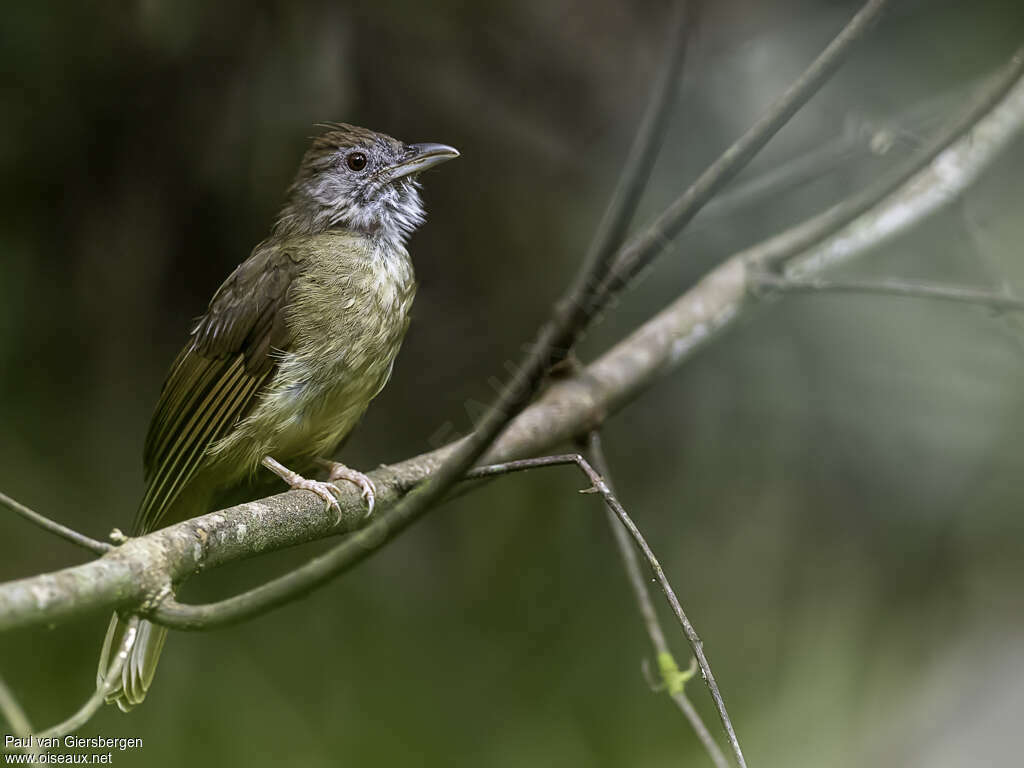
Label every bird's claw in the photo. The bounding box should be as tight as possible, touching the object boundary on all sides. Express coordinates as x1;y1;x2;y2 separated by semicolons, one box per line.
291;477;344;517
262;455;343;520
325;463;377;517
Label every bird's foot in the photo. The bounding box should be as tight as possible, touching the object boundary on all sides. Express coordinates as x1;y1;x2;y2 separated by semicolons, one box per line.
316;458;376;517
261;456;342;519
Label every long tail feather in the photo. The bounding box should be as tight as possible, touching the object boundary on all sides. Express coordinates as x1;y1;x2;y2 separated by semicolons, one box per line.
98;615;168;712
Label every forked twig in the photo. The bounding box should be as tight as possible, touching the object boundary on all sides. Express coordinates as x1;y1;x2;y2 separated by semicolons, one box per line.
583;433;730;768
465;454;748;768
591;0;892;306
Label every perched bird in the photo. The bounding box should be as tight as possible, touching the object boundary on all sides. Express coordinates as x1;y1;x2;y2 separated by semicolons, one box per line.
97;124;458;710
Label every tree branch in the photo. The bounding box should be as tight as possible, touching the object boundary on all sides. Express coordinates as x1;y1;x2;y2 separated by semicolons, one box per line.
33;617;138;741
584;433;730;768
0;676;38;756
579;0;696;287
590;0;891;307
575;455;747;768
750;48;1024;273
466;452;745;768
692;76;981;230
751;272;1024;312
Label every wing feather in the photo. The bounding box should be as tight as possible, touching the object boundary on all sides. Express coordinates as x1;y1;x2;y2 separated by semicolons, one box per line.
134;241;301;534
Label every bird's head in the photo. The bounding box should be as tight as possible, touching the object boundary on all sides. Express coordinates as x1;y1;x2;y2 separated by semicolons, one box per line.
276;123;459;244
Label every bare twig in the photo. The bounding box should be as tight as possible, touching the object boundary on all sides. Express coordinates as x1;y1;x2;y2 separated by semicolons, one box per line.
591;0;891;307
578;0;695;289
32;617;138;740
961;198;1024;357
468;453;747;768
693;132;866;226
751;272;1024;312
749;48;1024;273
0;491;112;555
583;433;730;768
578;465;747;768
0;675;41;756
693;77;979;230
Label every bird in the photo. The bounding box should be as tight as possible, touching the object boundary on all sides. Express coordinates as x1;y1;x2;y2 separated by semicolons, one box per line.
97;123;459;710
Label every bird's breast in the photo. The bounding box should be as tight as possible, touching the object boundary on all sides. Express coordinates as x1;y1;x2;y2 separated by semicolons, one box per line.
287;236;415;386
220;233;416;472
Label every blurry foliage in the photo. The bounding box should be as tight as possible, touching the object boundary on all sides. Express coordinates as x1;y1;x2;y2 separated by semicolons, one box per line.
2;1;1024;765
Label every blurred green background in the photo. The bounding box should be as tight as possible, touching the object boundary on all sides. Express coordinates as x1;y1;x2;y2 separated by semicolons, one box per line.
2;0;1024;765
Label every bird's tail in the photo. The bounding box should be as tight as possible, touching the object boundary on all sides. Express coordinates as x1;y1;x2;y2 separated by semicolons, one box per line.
97;613;168;712
96;469;216;710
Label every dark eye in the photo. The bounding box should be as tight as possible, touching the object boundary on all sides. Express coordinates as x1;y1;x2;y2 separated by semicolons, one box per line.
346;152;367;172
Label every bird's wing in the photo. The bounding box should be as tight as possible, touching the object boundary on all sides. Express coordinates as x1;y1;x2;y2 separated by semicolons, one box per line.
135;241;303;534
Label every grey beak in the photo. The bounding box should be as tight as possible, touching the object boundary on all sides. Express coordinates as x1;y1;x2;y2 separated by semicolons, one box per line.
384;142;460;181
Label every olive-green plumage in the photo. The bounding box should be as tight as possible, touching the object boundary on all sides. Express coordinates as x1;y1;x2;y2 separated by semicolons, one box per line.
98;124;457;710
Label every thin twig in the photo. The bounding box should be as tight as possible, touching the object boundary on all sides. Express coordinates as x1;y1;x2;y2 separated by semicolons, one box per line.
0;491;112;555
591;0;891;307
693;77;977;230
747;47;1024;273
577;464;748;768
577;0;695;290
693;133;865;226
961;199;1024;358
0;675;42;756
467;453;748;768
584;433;730;768
31;617;138;740
751;272;1024;312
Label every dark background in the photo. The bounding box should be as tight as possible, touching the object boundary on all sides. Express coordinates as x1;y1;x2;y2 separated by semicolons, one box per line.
2;1;1024;765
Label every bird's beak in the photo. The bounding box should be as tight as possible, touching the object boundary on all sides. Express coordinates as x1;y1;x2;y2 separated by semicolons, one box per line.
382;143;460;182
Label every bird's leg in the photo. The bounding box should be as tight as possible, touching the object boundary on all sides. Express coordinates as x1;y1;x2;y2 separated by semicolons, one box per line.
261;456;343;519
315;458;377;516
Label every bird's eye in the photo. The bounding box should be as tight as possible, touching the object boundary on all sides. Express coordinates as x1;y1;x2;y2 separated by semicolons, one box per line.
346;152;368;172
